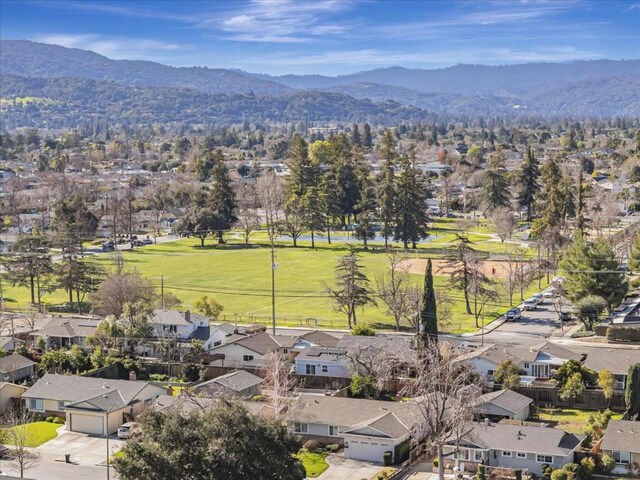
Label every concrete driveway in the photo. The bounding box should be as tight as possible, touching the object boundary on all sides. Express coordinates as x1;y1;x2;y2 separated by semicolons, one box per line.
36;428;125;466
316;454;381;480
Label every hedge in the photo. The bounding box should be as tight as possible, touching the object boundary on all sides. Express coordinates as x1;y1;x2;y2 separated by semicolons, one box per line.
607;326;640;342
394;439;410;464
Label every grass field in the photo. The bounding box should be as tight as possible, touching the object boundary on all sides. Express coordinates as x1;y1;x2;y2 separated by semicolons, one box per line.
7;421;60;447
1;218;546;334
538;408;623;434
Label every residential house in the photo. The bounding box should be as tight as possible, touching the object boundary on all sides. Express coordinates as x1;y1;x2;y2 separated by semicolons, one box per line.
0;336;24;352
152;394;274;417
193;370;263;398
149;309;209;341
0;382;28;414
0;353;36;383
294;347;351;378
442;421;584;475
22;374;166;435
599;420;640;475
288;394;416;463
459;342;584;381
580;346;638;391
207;331;299;367
29;318;100;348
203;323;248;350
472;389;533;421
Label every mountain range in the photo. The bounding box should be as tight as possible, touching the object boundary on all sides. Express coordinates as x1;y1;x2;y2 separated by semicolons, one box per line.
1;39;639;127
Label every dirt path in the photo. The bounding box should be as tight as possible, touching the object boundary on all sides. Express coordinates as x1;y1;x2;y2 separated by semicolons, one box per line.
398;258;513;279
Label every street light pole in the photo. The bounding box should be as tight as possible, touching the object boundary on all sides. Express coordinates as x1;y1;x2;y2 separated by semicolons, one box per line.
105;402;118;480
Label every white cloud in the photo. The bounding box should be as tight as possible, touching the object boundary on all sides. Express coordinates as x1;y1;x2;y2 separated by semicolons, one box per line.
32;34;189;60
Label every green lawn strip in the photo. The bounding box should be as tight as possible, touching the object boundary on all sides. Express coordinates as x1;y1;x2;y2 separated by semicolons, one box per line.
7;421;60;447
538;408;623;434
295;449;329;478
3;230;544;334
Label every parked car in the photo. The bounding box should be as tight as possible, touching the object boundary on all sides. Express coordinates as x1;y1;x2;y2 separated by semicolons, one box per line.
523;298;538;311
506;308;521;321
542;290;555;300
132;240;144;247
142;238;153;245
531;293;543;304
102;241;115;252
559;311;572;322
118;422;142;440
0;445;10;459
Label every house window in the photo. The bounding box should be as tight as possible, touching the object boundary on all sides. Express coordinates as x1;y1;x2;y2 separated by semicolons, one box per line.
306;364;316;375
243;355;254;362
58;401;69;410
517;452;527;459
487;370;495;377
294;423;308;434
454;449;470;460
523;363;530;369
474;451;485;461
321;365;328;373
502;451;512;457
536;455;553;463
613;451;630;465
213;341;221;347
29;398;44;412
329;425;339;437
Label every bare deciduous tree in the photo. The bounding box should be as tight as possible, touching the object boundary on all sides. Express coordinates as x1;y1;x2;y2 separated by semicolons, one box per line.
344;341;399;395
262;352;296;420
403;342;483;480
4;408;41;478
489;207;518;242
375;252;413;331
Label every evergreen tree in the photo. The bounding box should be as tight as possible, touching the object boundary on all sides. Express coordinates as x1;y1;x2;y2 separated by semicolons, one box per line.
629;232;640;272
517;146;540;221
377;131;397;248
350;123;361;146
286;133;312;198
362;123;373;148
353;164;376;249
575;168;589;234
420;258;438;342
446;234;476;315
481;148;511;212
532;156;565;240
394;154;429;249
208;149;237;243
327;248;376;328
625;363;640;420
300;186;325;248
560;235;628;312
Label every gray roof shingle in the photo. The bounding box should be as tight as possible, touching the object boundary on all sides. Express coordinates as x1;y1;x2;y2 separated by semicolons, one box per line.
474;389;533;414
195;370;263;393
0;353;36;373
601;420;640;453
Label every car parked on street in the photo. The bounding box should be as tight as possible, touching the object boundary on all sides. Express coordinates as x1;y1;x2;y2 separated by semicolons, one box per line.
142;238;153;245
559;311;572;322
506;308;521;321
102;241;115;252
531;293;543;304
523;298;538;311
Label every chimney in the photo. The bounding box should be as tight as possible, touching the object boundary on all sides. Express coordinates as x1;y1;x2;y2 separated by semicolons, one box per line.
129;371;137;381
185;310;191;323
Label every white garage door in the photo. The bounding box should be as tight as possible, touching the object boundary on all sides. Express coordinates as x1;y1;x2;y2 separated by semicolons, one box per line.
346;438;392;463
70;414;104;435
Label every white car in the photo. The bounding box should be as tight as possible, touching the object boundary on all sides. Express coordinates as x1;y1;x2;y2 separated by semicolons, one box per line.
118;422;142;440
523;298;538;311
542;291;555;299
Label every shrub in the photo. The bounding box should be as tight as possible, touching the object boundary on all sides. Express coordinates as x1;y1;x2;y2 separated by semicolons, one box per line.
477;464;486;480
563;463;579;473
579;457;595;478
607;326;640;342
599;454;615;474
571;330;595;338
325;444;340;453
383;451;393;467
303;439;322;452
252;394;264;402
394;439;410;464
432;458;439;467
551;469;568;480
351;325;376;336
150;374;169;382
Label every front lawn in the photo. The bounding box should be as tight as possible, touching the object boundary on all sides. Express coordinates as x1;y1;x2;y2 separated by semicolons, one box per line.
7;421;60;447
296;449;329;478
538;407;623;434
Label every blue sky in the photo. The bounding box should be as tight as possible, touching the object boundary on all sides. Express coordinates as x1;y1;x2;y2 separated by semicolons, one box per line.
1;0;639;75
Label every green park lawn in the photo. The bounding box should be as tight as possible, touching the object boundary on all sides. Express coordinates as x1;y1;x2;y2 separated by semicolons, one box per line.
7;421;60;447
295;449;329;478
1;218;544;334
538;407;623;434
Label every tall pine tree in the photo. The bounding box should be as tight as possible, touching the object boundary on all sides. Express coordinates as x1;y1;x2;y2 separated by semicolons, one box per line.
517;146;540;221
481;148;511;213
209;149;237;243
394;153;429;249
420;258;438;343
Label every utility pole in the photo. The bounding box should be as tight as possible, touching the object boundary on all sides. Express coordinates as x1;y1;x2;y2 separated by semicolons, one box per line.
160;275;164;309
271;229;277;335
